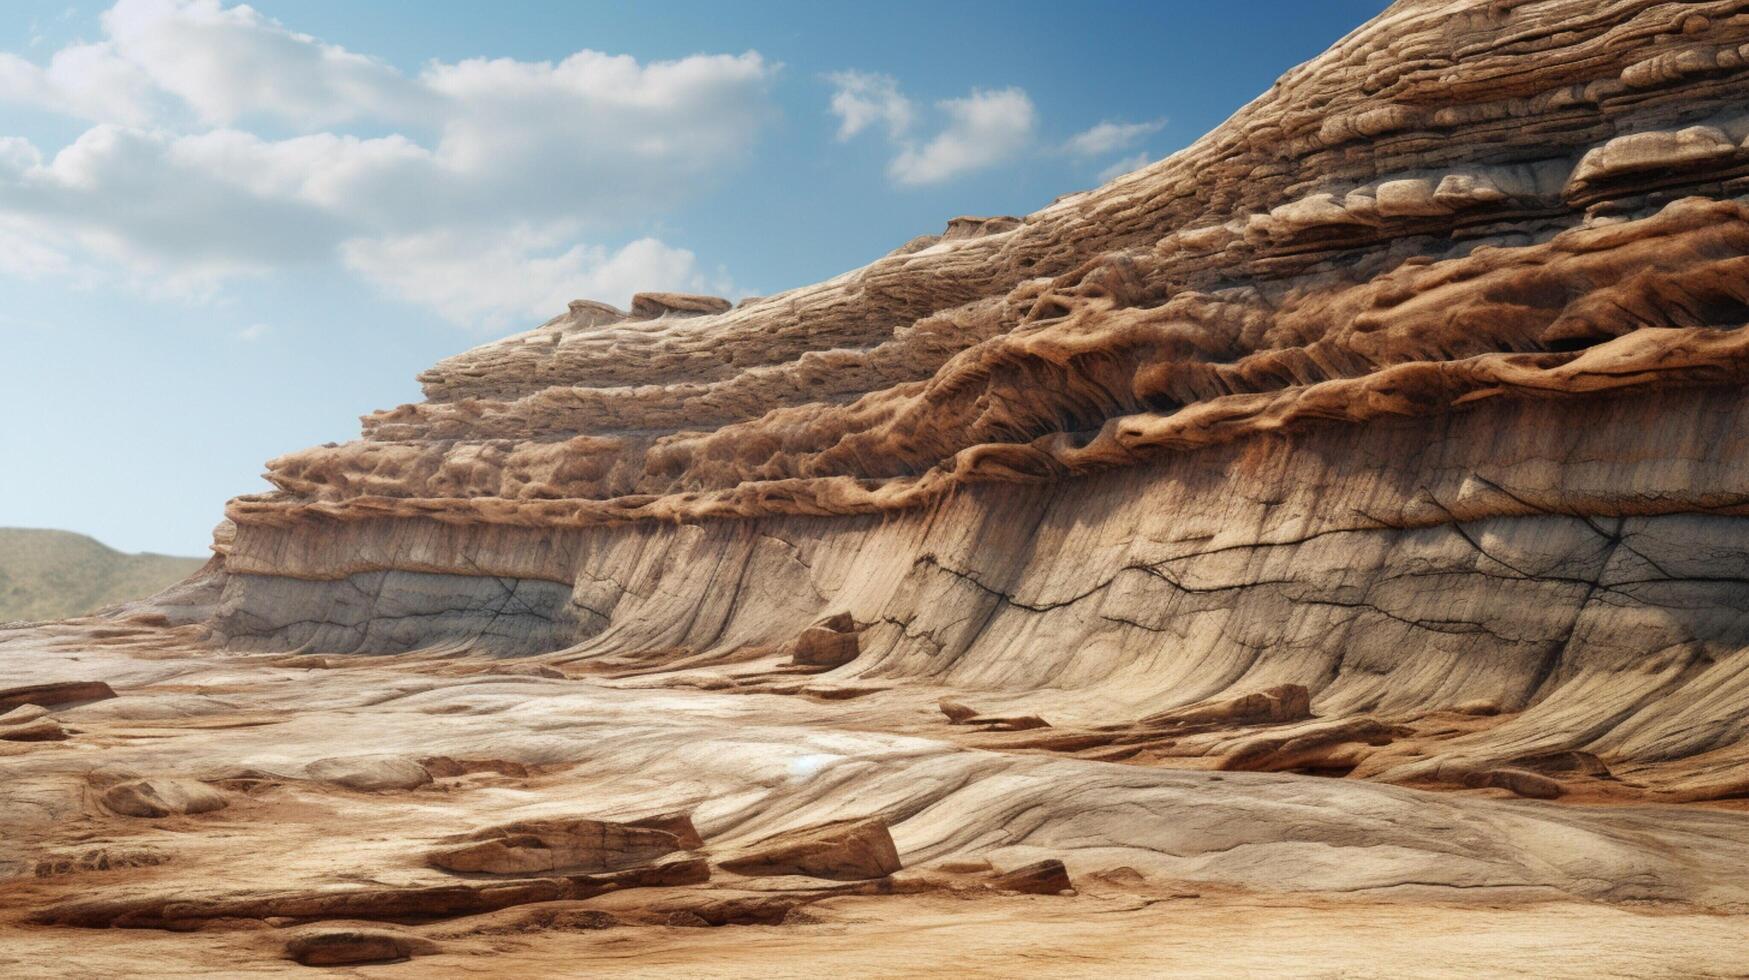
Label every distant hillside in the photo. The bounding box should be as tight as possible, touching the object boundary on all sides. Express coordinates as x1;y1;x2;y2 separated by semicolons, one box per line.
0;528;206;623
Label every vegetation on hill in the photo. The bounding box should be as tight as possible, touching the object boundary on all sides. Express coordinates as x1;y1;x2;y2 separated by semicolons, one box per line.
0;528;205;623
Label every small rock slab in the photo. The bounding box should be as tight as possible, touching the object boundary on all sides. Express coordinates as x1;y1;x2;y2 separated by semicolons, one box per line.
285;927;438;966
989;858;1073;895
938;700;979;723
719;816;901;881
101;778;228;818
933;700;1049;731
429;817;683;874
791;626;859;668
0;681;116;712
306;755;433;791
629;292;732;319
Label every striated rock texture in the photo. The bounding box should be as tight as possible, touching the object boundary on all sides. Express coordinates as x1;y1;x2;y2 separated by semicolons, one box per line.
185;0;1749;798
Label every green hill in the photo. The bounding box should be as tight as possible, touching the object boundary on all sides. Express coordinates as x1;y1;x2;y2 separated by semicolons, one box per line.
0;528;206;623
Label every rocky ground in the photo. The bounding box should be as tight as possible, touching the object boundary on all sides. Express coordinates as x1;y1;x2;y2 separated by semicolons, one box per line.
4;617;1747;977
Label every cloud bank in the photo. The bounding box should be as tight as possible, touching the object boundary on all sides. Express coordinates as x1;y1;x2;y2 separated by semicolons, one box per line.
827;73;1036;186
0;0;776;327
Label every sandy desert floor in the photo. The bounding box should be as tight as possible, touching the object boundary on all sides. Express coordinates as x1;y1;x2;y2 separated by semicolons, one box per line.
4;618;1748;978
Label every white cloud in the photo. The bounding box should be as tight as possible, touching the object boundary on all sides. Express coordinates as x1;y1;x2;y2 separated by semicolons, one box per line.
0;221;73;280
0;0;778;326
1097;151;1152;182
826;71;913;141
342;231;723;330
0;42;162;125
1063;118;1164;157
101;0;430;128
235;321;270;341
888;87;1035;186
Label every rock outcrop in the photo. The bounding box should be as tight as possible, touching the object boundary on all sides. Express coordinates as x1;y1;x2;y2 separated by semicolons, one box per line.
156;0;1749;800
426;816;686;874
717;817;902;881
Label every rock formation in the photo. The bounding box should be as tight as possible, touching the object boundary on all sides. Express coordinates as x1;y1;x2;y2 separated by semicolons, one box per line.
189;0;1749;799
10;1;1749;974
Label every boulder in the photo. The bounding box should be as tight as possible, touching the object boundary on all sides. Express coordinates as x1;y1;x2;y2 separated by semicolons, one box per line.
791;626;859;668
100;778;228;818
989;858;1073;895
718;816;901;881
306;755;433;791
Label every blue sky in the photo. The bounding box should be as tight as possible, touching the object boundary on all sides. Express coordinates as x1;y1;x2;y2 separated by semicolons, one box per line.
0;0;1384;555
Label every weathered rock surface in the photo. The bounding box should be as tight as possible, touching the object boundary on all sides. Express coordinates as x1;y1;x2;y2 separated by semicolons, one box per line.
0;705;66;742
4;627;1749;974
427;817;684;874
30;856;713;928
0;681;115;712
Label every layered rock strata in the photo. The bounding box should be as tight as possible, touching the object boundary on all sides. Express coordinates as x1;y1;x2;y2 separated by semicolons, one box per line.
181;0;1749;794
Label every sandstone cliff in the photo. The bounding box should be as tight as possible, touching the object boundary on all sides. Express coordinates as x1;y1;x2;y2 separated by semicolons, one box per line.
179;0;1749;798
